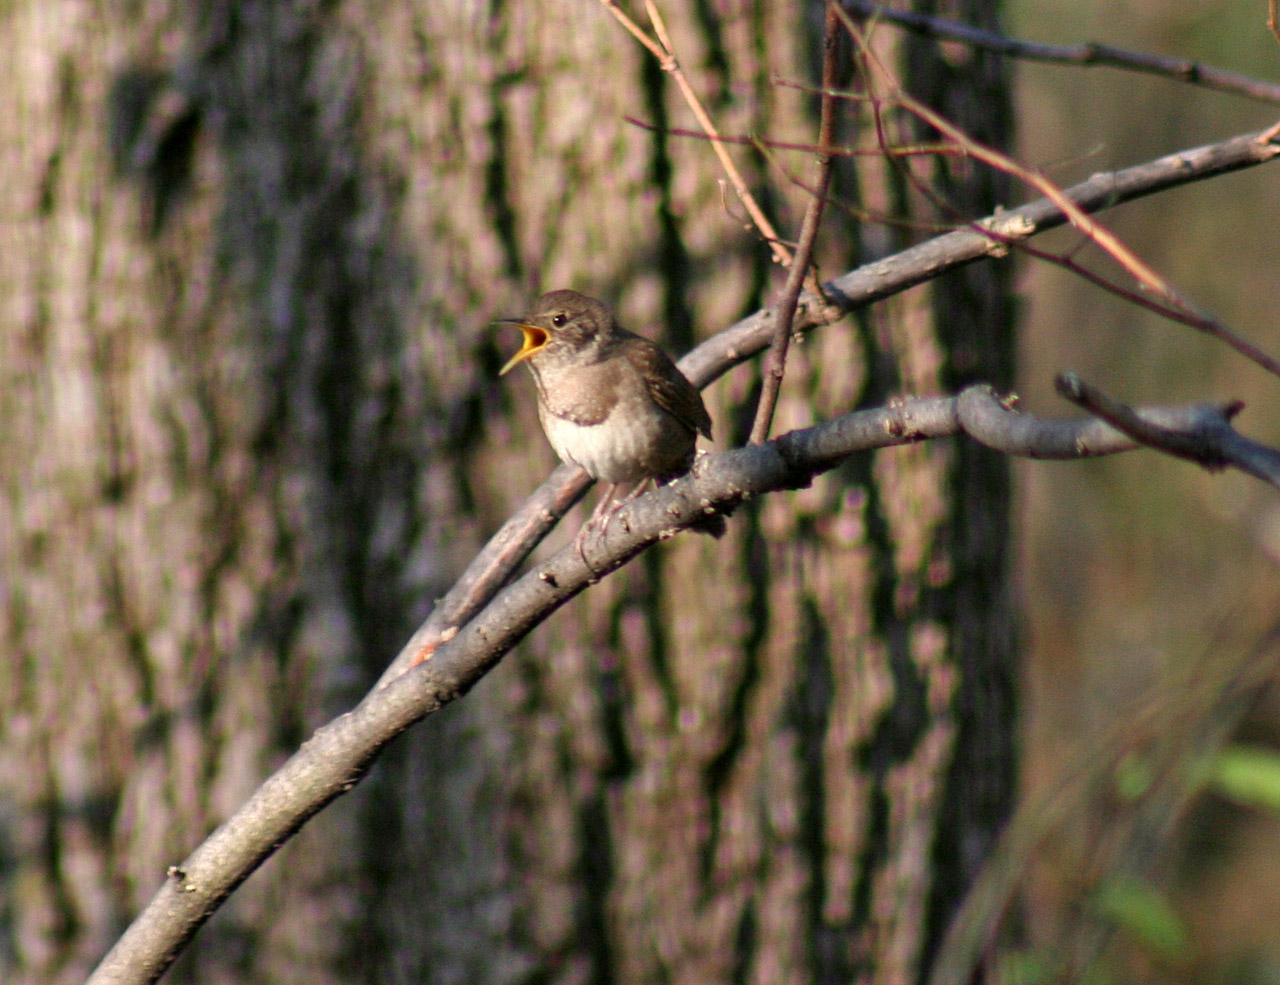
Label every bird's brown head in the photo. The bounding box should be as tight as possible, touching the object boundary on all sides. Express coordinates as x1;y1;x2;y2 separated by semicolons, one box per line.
498;290;616;376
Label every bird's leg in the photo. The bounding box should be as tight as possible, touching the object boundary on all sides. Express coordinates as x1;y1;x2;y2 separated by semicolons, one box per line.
574;480;648;567
574;483;616;569
599;479;651;538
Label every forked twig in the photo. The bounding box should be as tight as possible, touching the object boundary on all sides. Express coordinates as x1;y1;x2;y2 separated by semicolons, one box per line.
1055;371;1280;487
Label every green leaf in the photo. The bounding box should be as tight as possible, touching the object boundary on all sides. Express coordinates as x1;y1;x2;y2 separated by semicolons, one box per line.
1211;745;1280;812
1092;879;1189;961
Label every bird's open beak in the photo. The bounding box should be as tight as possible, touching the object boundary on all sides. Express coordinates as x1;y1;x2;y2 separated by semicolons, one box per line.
498;320;549;376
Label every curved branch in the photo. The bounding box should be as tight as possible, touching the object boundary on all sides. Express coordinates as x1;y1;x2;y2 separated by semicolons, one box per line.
87;381;1280;984
958;385;1219;459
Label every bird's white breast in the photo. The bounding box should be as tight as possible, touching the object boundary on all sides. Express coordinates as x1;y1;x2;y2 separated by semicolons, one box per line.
528;343;697;484
538;407;669;483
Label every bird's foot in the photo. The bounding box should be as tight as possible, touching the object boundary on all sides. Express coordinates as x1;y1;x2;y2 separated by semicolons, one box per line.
573;485;618;572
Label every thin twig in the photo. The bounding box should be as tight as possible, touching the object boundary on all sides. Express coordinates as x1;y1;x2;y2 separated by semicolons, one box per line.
748;3;841;444
623;115;960;158
834;6;1280;381
903;93;1280;379
630;110;972;235
845;0;1280;106
599;0;793;268
840;10;1180;299
1016;238;1280;369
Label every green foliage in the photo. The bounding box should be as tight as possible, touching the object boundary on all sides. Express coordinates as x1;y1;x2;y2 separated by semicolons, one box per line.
1091;878;1190;962
1210;745;1280;812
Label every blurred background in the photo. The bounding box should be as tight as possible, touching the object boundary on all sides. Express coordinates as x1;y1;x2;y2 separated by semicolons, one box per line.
3;0;1280;982
1009;0;1280;978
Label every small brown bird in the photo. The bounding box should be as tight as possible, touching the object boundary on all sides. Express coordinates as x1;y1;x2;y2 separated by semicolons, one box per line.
499;290;720;549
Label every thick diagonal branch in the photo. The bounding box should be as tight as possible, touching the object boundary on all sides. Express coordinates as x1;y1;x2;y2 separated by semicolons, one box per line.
88;381;1280;985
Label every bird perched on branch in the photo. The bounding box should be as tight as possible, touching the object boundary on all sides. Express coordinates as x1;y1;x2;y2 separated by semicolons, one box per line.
499;289;723;553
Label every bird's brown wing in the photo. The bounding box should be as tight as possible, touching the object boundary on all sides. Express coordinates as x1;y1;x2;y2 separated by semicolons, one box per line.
625;338;714;440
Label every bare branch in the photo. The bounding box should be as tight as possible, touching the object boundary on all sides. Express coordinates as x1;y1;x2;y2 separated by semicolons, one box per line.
690;128;1280;381
1056;371;1280;487
845;0;1280;105
749;2;840;445
392;463;592;676
835;10;1280;380
87;374;1280;984
903;95;1280;379
956;385;1227;459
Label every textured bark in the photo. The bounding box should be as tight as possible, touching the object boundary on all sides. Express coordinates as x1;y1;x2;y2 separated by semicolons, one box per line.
0;1;1016;983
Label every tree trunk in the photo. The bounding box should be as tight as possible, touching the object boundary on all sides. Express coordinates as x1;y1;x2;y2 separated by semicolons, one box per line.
0;1;1016;982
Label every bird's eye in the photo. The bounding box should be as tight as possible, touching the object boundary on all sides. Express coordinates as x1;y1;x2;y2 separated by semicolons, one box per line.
552;313;567;327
